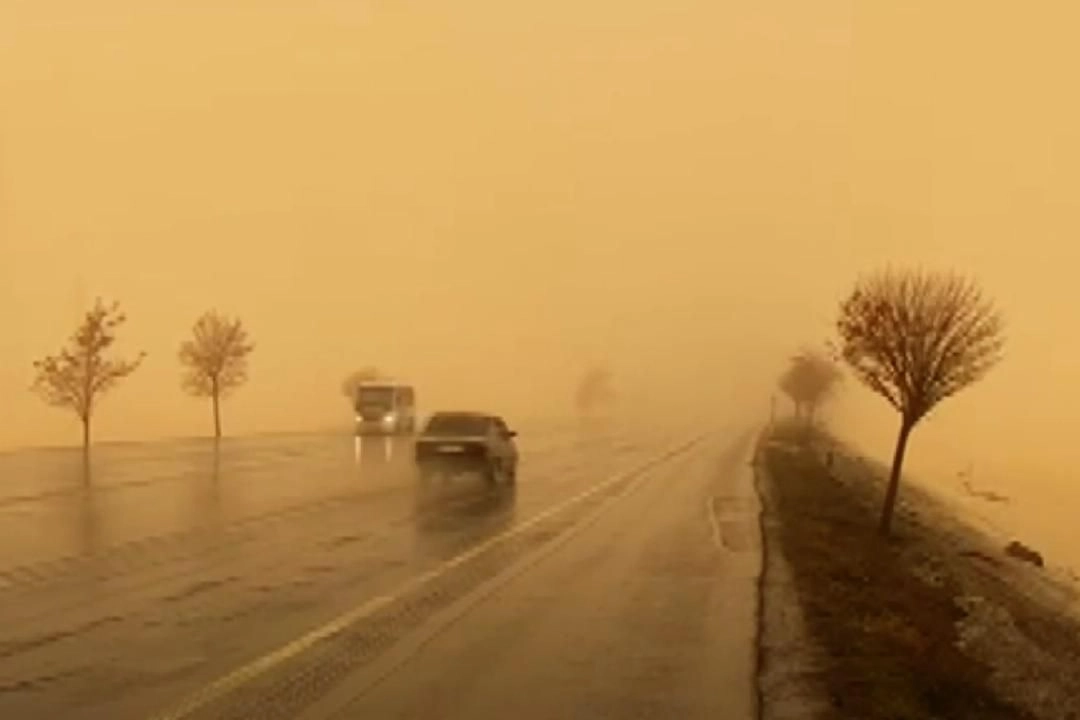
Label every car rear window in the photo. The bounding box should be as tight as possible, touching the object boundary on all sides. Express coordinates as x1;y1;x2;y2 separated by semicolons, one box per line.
423;414;489;436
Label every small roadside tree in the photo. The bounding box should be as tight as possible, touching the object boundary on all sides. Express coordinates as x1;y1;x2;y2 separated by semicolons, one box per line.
778;364;803;420
31;299;146;453
575;366;615;416
179;310;255;439
778;349;842;425
835;268;1004;536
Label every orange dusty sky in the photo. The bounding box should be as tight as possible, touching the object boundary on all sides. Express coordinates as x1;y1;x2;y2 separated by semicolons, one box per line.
2;2;1079;516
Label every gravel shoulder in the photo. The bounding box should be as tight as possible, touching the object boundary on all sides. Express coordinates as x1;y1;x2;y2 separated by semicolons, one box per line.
756;421;1080;720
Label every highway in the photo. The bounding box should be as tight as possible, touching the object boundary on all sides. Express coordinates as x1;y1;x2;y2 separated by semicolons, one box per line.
0;420;760;720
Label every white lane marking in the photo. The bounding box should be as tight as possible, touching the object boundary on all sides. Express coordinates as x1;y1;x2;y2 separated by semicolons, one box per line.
149;437;702;720
707;496;723;549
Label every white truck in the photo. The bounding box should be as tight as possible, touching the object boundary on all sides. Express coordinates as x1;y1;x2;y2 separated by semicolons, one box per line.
354;381;417;435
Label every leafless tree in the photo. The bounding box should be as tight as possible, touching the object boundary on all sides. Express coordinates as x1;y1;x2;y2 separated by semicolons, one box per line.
777;349;841;425
835;269;1004;536
31;299;145;453
179;311;255;439
342;367;382;402
575;366;615;416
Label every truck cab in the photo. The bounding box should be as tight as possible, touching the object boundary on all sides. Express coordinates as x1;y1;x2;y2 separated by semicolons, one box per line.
354;382;417;435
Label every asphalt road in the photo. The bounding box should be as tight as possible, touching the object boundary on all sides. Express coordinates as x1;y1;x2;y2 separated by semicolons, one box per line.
1;418;744;720
305;429;762;720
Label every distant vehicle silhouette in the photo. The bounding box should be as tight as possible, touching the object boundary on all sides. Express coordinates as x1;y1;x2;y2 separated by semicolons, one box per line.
354;381;417;435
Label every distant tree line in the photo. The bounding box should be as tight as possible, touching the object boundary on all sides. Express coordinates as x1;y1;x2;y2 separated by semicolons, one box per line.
31;299;405;457
32;299;612;457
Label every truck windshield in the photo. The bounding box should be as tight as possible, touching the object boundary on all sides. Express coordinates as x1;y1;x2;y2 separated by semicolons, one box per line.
357;387;395;405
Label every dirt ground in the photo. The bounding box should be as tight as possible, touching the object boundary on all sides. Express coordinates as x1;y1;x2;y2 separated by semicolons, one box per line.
758;421;1080;720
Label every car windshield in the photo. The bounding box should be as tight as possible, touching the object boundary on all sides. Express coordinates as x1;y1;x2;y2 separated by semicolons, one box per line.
423;414;489;436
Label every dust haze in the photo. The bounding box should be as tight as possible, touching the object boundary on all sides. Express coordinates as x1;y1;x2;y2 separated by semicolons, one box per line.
2;4;1078;555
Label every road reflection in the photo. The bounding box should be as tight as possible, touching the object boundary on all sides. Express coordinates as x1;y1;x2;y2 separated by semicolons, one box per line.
410;472;518;558
75;458;101;558
189;444;224;532
353;434;401;471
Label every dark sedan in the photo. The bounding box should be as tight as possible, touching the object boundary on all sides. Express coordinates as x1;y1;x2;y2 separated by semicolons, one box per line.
414;411;519;484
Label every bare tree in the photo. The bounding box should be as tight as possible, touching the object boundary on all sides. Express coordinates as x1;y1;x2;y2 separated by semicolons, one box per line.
835;269;1004;536
342;367;382;402
778;349;842;425
575;366;615;416
179;311;255;439
31;299;146;453
778;367;803;420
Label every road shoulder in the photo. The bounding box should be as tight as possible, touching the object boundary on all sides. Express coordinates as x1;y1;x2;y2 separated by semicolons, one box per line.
754;433;833;720
756;421;1080;720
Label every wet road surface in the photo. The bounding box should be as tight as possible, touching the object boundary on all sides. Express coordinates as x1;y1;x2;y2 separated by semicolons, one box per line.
0;419;741;719
304;429;762;720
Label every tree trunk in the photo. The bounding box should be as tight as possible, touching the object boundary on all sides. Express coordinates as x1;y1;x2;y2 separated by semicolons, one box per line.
879;419;914;536
212;386;222;440
81;415;91;455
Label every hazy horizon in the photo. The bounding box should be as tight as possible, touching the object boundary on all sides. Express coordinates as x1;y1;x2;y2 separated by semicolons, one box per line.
4;0;1080;532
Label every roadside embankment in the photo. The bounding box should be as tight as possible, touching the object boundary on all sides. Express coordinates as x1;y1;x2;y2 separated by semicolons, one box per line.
755;421;1080;720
